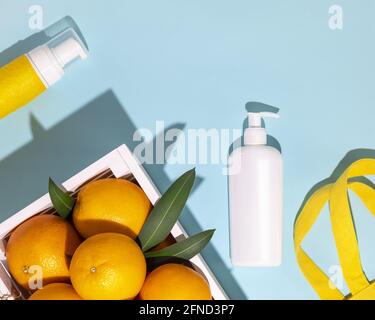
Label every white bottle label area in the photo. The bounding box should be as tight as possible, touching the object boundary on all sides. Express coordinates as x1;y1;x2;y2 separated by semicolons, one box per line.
229;146;283;267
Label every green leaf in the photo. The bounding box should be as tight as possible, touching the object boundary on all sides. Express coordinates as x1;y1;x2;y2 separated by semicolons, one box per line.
139;168;196;252
48;178;75;218
144;229;215;260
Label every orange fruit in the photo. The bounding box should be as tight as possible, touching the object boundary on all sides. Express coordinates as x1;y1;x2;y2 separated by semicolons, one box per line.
139;263;212;300
28;283;82;300
6;215;81;290
73;179;152;239
70;233;146;300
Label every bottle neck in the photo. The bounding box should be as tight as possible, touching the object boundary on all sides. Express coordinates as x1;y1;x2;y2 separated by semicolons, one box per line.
244;127;267;145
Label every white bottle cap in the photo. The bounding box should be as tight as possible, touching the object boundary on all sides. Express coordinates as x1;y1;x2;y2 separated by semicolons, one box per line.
244;112;280;145
26;28;88;87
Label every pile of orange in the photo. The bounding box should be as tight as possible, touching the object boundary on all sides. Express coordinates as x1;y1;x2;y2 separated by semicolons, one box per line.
6;178;212;300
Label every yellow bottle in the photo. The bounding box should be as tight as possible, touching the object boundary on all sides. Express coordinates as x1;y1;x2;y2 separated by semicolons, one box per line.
0;28;88;119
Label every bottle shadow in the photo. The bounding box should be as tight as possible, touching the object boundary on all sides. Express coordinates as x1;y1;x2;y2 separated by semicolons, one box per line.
0;15;88;68
0;89;247;299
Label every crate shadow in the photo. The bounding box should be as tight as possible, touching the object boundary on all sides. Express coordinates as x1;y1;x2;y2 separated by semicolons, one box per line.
0;89;247;300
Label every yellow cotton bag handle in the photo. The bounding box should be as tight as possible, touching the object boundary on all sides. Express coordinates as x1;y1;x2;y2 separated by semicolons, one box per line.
294;158;375;299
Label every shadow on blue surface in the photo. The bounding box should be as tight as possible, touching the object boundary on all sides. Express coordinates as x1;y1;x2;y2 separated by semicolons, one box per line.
0;89;247;300
0;15;88;68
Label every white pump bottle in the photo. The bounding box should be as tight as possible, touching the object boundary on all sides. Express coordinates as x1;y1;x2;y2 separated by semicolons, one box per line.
228;111;283;267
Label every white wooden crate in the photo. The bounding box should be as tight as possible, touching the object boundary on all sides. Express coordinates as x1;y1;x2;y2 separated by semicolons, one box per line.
0;144;228;300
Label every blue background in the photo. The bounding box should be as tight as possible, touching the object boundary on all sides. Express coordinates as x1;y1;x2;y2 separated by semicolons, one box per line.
1;0;375;299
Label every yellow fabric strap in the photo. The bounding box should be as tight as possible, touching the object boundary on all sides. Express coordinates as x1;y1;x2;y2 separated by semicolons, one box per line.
294;158;375;299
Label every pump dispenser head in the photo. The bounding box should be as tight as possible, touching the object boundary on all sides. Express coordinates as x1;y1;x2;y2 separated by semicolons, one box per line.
26;28;88;87
51;37;87;67
244;111;280;145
